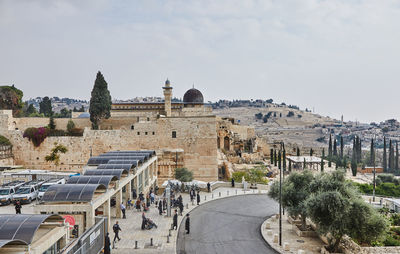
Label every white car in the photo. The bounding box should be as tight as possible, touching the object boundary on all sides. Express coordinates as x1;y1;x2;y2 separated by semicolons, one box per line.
38;178;66;200
0;187;16;205
13;186;38;204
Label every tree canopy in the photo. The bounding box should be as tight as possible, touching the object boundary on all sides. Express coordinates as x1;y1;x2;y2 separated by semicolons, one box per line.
39;96;53;117
89;71;112;129
0;85;24;116
174;167;193;182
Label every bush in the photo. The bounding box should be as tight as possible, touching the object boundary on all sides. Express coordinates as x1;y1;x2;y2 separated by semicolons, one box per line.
0;135;11;146
378;174;395;183
67;120;76;133
47;129;67;137
68;127;84;136
23;127;48;147
390;213;400;226
232;171;248;183
174;168;193;182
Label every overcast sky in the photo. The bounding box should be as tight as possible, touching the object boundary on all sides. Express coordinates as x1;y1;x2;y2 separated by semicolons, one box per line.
1;0;399;123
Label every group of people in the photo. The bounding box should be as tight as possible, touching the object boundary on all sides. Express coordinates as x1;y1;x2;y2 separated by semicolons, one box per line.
189;188;201;205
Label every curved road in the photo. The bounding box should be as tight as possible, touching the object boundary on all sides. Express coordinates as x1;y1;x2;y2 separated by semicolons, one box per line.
177;194;278;254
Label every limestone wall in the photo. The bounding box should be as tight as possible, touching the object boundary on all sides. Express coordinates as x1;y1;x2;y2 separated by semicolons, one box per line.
3;115;218;182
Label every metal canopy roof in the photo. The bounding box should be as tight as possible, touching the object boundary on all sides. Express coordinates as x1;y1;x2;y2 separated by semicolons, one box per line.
84;169;129;179
106;150;156;156
99;153;150;160
67;175;117;186
87;156;145;165
42;184;106;202
107;160;140;166
0;214;64;245
97;164;134;170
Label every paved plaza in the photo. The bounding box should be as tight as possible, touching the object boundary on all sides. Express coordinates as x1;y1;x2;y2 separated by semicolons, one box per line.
110;187;270;253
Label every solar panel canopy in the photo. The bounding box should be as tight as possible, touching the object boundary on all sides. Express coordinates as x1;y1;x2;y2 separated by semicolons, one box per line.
87;156;145;165
42;184;106;202
99;153;150;160
97;164;134;170
0;214;63;245
106;150;155;156
67;175;116;186
84;169;129;179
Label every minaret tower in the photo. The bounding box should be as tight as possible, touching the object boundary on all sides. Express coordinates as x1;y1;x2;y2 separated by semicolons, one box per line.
163;79;173;117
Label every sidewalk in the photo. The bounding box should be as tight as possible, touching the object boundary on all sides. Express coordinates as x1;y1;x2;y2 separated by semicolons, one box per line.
110;187;268;253
261;214;325;254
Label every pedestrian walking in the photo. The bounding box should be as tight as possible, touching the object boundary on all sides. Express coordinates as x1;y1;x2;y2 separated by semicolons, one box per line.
178;195;183;204
150;192;155;204
173;209;178;230
178;200;184;216
141;212;146;230
196;192;200;205
207;182;211;193
185;214;190;234
113;221;121;243
139;192;144;201
231;178;235;187
158;200;163;215
104;232;111;254
136;199;141;211
120;202;126;219
15;201;21;214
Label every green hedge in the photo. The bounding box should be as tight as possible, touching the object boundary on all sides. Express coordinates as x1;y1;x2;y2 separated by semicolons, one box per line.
354;182;400;197
0;135;11;146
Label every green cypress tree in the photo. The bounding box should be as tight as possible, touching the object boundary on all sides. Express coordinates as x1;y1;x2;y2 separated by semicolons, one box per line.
270;149;274;164
328;134;332;158
278;151;281;170
370;139;375;167
383;137;387;172
310;148;313;156
48;116;56;130
396;142;399;171
89;71;112;129
303;158;307;169
390;140;395;170
340;136;344;159
297;147;300;156
321;157;324;172
283;149;286;171
274;150;277;166
288;160;292;171
39;96;53;117
333;139;337;156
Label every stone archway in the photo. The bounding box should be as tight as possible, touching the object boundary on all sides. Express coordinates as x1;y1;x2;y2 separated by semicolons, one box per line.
224;136;230;151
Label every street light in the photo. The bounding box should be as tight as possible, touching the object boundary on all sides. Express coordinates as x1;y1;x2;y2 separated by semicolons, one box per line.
279;151;282;246
373;135;376;202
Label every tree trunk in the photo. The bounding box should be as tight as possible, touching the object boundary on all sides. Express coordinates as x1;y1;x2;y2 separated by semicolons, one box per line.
301;215;307;230
332;235;342;253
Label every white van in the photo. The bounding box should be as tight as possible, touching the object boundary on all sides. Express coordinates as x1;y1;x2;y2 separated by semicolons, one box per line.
13;180;45;204
38;178;66;200
0;181;25;205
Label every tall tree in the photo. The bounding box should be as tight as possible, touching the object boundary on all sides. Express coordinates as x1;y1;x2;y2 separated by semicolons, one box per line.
283;149;286;171
270;149;274;164
328;134;333;158
297;147;300;156
39;96;53;117
274;150;277;166
278;151;281;170
389;140;395;170
310;148;313;156
340;136;344;159
370;139;375;167
333;139;337;156
89;71;112;129
383;137;387;172
0;85;24;116
396;142;399;171
25;103;37;116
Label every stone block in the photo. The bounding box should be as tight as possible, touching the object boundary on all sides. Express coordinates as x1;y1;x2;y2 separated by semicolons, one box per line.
283;242;290;251
298;250;305;254
265;222;271;229
266;230;272;236
273;234;278;243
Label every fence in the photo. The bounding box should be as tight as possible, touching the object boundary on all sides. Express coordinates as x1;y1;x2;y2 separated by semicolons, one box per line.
62;217;108;254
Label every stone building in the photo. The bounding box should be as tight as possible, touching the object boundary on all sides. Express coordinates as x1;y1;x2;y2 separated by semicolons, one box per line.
0;80;256;183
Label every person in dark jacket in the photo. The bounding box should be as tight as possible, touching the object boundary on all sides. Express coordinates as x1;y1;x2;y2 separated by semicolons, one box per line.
15;201;21;214
139;192;144;201
196;192;200;205
207;182;211;193
158;200;163;215
104;232;111;254
185;213;190;234
231;178;235;187
141;212;147;230
113;221;121;243
178;201;184;216
173;209;178;230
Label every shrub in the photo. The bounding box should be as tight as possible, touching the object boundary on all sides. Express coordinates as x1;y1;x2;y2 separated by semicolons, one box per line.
378;174;395;183
68;127;84;136
23;127;48;147
174;168;193;182
47;129;67;137
232;171;248;183
67;120;76;133
0;135;11;146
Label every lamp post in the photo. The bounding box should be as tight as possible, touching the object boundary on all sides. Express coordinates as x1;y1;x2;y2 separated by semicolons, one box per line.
373;136;376;202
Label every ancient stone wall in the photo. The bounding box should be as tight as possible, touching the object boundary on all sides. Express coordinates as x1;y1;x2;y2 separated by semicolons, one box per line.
2;115;218;182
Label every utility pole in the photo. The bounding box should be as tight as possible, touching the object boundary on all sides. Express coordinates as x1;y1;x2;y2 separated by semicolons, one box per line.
373;136;376;202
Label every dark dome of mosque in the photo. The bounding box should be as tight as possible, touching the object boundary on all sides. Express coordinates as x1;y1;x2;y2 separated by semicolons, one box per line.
165;79;170;85
183;88;204;104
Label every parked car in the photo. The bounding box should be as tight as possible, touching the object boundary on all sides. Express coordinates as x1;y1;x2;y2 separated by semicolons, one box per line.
13;180;45;204
38;178;66;200
0;181;25;205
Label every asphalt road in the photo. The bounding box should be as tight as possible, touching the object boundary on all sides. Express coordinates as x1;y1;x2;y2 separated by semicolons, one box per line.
176;194;279;254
